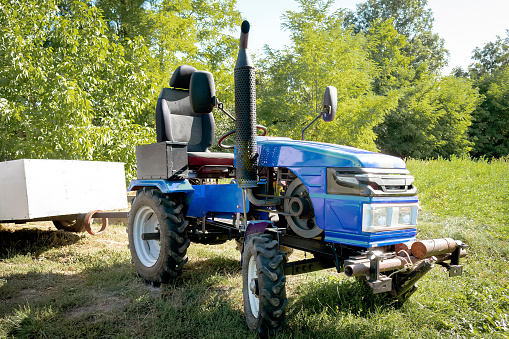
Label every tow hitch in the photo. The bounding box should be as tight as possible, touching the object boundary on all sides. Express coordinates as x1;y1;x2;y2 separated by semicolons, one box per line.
344;238;467;298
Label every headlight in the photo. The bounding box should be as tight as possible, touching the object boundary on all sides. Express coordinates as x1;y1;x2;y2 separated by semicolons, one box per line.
362;203;418;232
372;208;389;227
398;206;412;225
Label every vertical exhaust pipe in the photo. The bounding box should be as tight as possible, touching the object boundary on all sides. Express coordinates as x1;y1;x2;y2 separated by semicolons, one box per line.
235;20;257;188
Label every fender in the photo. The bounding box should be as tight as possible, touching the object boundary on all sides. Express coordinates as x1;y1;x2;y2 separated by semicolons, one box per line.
128;179;194;197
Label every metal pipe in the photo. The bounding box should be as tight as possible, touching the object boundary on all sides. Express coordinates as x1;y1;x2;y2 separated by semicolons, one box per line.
235;20;257;188
344;249;467;277
395;241;414;256
142;232;160;241
246;188;282;207
411;238;457;259
242;188;248;230
345;256;418;277
301;112;323;141
238;21;249;50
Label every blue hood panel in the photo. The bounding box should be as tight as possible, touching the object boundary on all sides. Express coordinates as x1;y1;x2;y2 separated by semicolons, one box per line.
256;137;406;169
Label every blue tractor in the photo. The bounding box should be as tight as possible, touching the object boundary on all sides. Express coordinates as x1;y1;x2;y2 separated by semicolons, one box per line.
127;21;465;336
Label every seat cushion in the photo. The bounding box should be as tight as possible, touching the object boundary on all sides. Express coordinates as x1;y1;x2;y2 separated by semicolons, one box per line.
187;152;234;167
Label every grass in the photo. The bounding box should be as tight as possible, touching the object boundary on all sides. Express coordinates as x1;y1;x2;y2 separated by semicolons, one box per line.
406;157;509;238
1;158;508;338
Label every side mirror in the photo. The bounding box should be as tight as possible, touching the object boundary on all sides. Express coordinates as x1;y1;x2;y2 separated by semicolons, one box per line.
321;86;337;122
189;71;216;114
301;86;338;140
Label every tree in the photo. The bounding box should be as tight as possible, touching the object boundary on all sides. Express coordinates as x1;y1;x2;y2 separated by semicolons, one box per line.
466;32;509;159
95;0;242;140
347;0;448;75
0;0;155;180
469;30;509;78
365;18;414;95
341;0;479;159
94;0;241;84
256;0;399;151
375;76;479;159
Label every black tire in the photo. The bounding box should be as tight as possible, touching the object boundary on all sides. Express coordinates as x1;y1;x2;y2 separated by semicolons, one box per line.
242;234;288;337
53;219;85;233
128;188;190;285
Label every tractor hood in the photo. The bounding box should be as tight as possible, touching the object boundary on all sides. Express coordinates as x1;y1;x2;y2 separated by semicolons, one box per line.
256;136;406;169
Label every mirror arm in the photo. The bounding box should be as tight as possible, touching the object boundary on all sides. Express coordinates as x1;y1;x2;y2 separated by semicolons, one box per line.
216;99;236;122
301;109;326;141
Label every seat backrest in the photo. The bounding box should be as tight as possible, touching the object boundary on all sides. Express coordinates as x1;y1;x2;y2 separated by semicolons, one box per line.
155;65;215;152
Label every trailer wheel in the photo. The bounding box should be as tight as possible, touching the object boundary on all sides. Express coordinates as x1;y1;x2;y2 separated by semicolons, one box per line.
128;188;190;285
242;234;287;336
53;219;85;233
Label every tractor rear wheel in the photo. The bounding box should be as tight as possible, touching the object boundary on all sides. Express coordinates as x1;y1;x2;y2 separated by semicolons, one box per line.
242;233;287;336
128;188;190;285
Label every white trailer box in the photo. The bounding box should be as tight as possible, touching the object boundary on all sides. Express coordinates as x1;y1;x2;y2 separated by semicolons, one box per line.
0;159;127;221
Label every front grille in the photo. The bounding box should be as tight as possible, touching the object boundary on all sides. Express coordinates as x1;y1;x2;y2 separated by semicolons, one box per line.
327;168;417;196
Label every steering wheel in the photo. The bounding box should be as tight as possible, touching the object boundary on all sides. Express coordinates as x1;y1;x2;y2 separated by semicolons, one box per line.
218;125;268;149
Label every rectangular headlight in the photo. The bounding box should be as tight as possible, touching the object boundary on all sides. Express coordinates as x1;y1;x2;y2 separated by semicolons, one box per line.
372;207;389;227
398;206;412;225
362;203;418;232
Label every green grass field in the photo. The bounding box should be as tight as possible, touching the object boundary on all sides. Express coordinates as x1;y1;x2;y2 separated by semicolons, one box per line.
1;158;508;338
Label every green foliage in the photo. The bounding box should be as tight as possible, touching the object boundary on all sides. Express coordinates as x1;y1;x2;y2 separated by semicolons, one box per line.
0;0;504;179
469;68;509;159
469;30;509;78
347;0;448;74
255;0;478;158
95;0;150;41
0;0;242;180
0;0;156;180
95;0;242;142
257;0;399;151
338;0;479;159
366;19;414;95
468;31;509;159
375;76;480;159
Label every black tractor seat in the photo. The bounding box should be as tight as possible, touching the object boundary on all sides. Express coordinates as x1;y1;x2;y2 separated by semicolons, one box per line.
154;65;234;178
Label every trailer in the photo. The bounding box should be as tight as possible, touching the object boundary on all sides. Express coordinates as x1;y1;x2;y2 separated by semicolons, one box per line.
0;159;128;235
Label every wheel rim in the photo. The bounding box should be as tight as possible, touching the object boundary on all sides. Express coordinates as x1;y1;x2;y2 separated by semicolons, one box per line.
133;205;160;267
247;256;259;317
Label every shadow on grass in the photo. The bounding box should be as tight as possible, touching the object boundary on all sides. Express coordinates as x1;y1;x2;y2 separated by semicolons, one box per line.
0;227;82;259
291;278;398;317
184;255;240;276
281;277;401;338
0;249;253;338
0;233;403;338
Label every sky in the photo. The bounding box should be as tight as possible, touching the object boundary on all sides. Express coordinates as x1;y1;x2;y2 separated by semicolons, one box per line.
235;0;509;74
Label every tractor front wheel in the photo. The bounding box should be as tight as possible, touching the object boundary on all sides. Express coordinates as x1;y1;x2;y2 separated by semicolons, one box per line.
128;188;190;285
242;233;287;336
